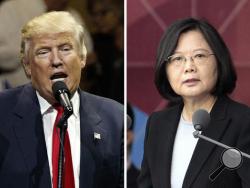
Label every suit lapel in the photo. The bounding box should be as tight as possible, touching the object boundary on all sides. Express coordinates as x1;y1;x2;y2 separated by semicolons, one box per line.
78;91;106;188
12;84;51;187
182;96;230;188
155;104;183;187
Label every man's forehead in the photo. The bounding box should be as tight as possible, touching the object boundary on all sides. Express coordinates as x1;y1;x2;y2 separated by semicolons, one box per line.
31;32;75;46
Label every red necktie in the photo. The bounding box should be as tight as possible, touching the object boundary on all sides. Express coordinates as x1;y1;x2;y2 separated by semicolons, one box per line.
52;105;75;188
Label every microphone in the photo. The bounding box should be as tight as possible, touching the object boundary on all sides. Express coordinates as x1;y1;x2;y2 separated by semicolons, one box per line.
52;81;73;188
52;81;73;113
192;109;210;131
191;109;250;181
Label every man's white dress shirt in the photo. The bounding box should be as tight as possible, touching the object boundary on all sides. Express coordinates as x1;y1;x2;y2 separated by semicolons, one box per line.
37;91;81;188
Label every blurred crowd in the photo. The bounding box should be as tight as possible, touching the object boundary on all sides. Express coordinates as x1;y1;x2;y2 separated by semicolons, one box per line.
0;0;124;104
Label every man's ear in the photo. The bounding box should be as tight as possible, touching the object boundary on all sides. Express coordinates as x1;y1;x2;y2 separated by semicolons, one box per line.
80;56;86;69
22;59;31;78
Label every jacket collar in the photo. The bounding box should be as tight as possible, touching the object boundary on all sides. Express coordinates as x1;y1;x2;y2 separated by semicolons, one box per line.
12;84;51;187
78;91;108;188
182;96;231;187
164;103;183;187
12;85;110;188
158;96;230;187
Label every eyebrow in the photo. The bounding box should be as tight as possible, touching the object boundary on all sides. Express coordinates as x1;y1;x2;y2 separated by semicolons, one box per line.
173;48;211;54
34;46;50;54
34;42;73;51
58;43;73;48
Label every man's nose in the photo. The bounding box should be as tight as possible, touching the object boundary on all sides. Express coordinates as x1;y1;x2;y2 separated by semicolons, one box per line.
51;49;63;67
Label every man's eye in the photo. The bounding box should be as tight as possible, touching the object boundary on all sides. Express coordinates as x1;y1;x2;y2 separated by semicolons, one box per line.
36;49;49;56
61;45;72;52
62;47;70;51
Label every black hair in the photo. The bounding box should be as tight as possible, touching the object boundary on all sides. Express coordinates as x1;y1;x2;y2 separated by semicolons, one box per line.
155;18;237;102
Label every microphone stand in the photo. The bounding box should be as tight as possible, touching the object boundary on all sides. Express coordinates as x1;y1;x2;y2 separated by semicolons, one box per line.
193;130;250;159
56;108;73;188
193;130;250;180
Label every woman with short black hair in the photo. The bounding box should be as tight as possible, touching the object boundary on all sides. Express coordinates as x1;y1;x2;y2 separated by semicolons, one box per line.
138;18;250;188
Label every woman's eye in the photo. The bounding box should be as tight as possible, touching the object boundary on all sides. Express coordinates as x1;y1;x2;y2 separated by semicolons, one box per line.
171;56;184;64
194;53;206;59
173;56;183;61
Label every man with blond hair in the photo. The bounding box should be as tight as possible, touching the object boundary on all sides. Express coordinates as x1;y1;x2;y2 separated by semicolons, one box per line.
0;11;123;188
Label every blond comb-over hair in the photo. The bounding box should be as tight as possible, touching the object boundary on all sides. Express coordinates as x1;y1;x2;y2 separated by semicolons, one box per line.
20;11;87;63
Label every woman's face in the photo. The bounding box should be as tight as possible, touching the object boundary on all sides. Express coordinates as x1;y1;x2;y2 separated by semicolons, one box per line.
166;30;218;100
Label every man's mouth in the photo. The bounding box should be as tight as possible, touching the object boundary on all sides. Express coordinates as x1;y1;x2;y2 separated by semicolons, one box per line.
50;73;68;82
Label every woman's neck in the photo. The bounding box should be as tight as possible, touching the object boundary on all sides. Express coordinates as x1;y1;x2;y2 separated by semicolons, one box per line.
182;95;217;122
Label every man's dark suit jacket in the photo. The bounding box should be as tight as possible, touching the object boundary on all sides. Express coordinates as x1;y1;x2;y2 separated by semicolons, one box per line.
0;84;124;188
138;96;250;188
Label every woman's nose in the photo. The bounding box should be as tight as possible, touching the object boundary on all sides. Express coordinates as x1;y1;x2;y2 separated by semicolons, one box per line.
184;57;196;73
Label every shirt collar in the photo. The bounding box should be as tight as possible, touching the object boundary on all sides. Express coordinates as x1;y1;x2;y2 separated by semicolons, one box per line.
36;91;52;115
36;91;80;117
70;91;80;118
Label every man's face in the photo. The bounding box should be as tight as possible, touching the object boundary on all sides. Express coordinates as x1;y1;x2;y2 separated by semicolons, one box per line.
24;32;85;104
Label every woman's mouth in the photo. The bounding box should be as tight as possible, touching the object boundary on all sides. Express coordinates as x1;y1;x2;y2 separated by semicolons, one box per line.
183;78;200;86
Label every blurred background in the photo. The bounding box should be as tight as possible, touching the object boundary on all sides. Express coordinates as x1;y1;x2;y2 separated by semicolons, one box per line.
0;0;124;104
127;0;250;185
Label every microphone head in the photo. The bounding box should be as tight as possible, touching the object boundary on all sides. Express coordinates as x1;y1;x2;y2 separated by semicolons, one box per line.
192;109;210;131
52;81;71;102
